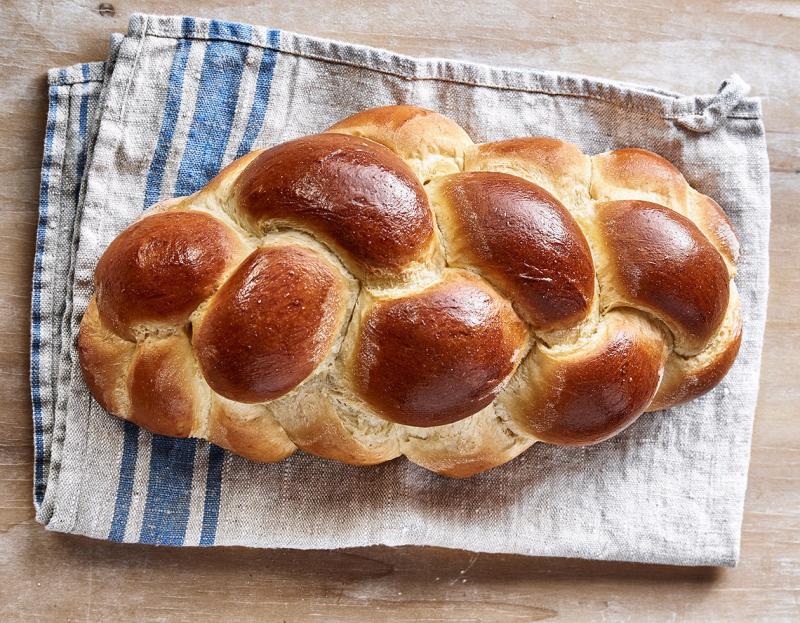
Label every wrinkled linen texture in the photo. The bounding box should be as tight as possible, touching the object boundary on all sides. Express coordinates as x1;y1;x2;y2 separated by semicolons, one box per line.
31;13;770;565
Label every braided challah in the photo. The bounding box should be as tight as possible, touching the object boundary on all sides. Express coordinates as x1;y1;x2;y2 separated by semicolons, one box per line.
78;105;742;477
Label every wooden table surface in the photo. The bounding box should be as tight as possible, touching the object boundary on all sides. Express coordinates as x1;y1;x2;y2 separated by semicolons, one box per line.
1;1;798;621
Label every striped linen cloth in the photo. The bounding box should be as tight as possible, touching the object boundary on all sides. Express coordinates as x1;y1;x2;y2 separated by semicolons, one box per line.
32;13;770;565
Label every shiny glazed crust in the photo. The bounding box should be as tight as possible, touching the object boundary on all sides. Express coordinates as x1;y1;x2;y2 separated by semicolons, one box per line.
78;105;742;477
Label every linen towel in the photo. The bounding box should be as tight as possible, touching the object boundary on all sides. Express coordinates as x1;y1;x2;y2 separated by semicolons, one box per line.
32;13;770;565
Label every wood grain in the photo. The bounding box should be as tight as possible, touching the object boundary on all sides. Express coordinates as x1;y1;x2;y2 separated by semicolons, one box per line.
0;0;798;621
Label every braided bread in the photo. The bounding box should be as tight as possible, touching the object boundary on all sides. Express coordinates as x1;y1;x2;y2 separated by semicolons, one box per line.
77;105;742;477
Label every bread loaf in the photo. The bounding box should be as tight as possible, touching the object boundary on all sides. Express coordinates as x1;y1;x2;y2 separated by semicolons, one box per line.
78;105;742;477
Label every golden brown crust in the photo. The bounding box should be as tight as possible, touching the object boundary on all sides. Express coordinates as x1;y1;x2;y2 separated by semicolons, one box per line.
691;192;741;273
400;406;535;478
647;284;743;411
591;148;690;213
591;146;740;275
78;105;742;478
429;171;595;330
206;396;296;463
194;246;350;403
127;333;205;438
501;310;668;445
326;105;474;181
265;376;401;466
595;200;730;355
468;137;591;197
94;211;246;340
353;271;528;427
77;297;135;416
234;133;437;280
470;137;587;177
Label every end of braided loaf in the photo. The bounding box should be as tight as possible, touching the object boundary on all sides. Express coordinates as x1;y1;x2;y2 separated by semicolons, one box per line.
78;105;742;477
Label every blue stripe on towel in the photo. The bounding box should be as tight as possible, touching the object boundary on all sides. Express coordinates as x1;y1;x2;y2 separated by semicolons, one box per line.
235;29;281;158
30;82;61;507
139;436;198;545
108;422;140;541
143;18;195;208
199;444;226;545
204;18;253;42
173;20;251;196
74;66;90;207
